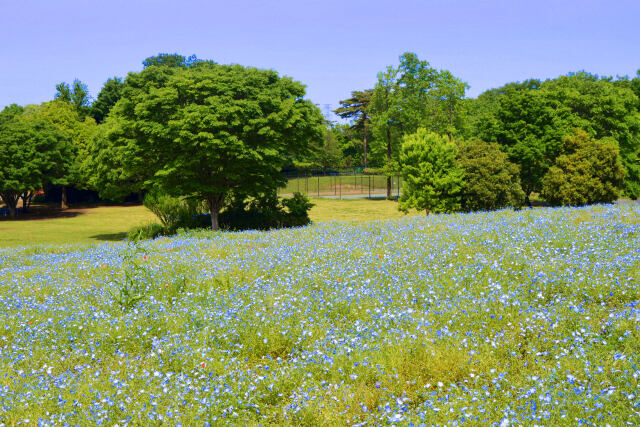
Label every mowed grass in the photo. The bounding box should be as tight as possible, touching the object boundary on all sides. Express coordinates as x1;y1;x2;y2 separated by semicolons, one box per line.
0;199;410;247
2;204;640;425
0;205;156;247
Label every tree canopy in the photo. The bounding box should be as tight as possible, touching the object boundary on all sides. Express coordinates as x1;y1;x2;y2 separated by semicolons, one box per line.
90;77;125;124
457;139;524;211
102;61;324;230
541;130;625;206
0;112;68;216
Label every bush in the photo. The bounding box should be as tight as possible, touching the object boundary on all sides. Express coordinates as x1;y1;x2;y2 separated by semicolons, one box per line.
127;222;165;241
219;192;313;231
281;192;314;227
143;192;207;233
399;129;464;214
541;130;625;206
457;140;525;211
141;190;313;235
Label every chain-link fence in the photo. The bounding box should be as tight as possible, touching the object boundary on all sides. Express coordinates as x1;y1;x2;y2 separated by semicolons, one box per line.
278;172;402;199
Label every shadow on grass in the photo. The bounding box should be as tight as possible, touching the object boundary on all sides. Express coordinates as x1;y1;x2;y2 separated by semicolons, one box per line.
90;232;128;242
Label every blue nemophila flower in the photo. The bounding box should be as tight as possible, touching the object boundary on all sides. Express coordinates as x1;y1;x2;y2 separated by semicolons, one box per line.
1;204;640;424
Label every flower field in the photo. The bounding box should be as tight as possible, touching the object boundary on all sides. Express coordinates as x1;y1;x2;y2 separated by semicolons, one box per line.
2;204;640;425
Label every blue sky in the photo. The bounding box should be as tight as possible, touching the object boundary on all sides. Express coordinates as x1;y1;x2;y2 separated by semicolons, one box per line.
1;0;639;117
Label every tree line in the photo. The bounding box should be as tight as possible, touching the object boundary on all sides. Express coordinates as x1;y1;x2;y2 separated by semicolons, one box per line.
1;52;638;226
322;53;639;213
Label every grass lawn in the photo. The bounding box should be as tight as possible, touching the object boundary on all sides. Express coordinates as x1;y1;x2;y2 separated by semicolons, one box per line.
0;199;412;247
0;205;156;247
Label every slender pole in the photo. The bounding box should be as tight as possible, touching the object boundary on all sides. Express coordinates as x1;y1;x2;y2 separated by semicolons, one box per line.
318;175;320;198
368;175;371;199
339;175;341;199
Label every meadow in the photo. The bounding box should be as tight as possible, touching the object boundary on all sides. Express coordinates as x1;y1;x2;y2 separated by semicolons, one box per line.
1;203;640;425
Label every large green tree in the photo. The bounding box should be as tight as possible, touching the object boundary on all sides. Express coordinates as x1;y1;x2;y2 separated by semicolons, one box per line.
541;73;640;198
105;60;323;230
28;101;98;208
55;79;91;119
335;90;373;167
457;139;524;211
370;53;467;199
90;77;125;124
398;129;464;214
541;130;625;206
0;113;68;217
468;73;640;201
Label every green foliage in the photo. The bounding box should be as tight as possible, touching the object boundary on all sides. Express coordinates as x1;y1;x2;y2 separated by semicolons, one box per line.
108;251;155;311
84;117;145;202
220;192;313;231
28;100;98;191
90;77;124;124
541;130;625;206
55;79;91;119
398;129;464;214
143;191;206;232
370;53;468;199
281;192;314;227
127;222;165;241
457;139;525;211
0;113;68;216
142;53;204;68
542;73;640;198
105;60;324;230
313;126;343;172
335;89;373;167
468;73;640;200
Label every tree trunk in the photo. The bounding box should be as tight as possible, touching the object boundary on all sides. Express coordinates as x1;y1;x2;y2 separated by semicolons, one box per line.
447;103;454;142
386;127;392;200
61;185;69;209
1;192;19;218
363;119;368;168
525;193;532;209
207;197;222;231
21;191;34;214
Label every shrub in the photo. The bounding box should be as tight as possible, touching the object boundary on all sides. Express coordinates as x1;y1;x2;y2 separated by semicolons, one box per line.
127;222;165;241
219;192;313;231
141;190;313;234
457;139;525;211
399;129;464;214
143;191;207;232
541;130;625;206
281;192;314;227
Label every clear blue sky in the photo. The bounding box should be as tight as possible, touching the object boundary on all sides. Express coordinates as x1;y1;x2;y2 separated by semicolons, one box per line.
1;0;639;118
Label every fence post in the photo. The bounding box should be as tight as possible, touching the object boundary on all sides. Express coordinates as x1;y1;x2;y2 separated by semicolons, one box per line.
317;175;320;198
397;175;400;200
305;175;308;195
368;175;371;199
339;175;342;200
297;173;300;193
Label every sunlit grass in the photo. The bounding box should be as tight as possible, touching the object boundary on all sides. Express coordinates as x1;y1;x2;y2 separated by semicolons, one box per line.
0;199;412;247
